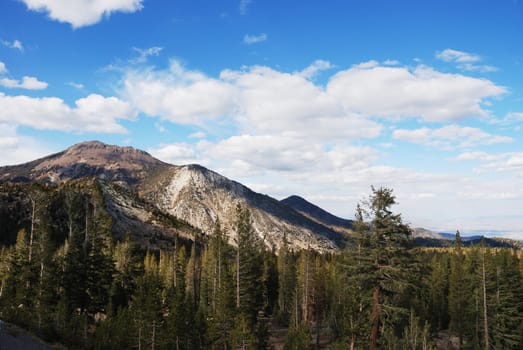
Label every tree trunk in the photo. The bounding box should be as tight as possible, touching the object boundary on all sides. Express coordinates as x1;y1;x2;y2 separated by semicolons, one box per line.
303;249;309;322
370;286;380;350
236;244;240;309
28;198;35;263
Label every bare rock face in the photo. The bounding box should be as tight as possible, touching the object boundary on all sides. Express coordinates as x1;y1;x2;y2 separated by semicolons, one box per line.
142;165;343;251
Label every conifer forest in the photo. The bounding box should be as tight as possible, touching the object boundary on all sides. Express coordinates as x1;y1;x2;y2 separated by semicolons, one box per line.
1;184;522;349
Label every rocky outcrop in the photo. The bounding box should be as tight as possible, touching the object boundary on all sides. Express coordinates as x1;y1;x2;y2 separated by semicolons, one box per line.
142;165;344;251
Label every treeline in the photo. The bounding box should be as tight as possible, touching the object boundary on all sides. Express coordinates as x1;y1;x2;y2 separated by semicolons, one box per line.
0;186;522;349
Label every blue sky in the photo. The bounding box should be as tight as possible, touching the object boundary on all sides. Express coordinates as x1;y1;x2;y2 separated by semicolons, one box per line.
1;0;522;238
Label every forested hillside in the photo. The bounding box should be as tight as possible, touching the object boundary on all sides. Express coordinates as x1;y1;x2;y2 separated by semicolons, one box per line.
0;186;522;349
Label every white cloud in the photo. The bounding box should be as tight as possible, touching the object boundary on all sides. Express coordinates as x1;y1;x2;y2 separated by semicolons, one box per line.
239;0;252;15
459;63;498;73
21;0;144;28
220;65;382;140
0;93;135;133
504;112;523;122
243;33;267;45
12;40;23;51
122;60;507;143
122;60;236;125
0;124;54;166
454;151;503;162
131;46;163;64
491;112;523;127
299;60;334;79
455;151;523;177
189;131;206;139
393;125;513;149
0;76;48;90
327;64;505;122
436;48;497;72
436;48;481;63
1;39;23;51
148;142;200;165
383;59;400;66
66;81;85;89
0;61;6;74
151;135;379;178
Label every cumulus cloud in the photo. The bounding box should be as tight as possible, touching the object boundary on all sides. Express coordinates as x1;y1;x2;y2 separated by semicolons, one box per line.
0;61;6;74
220;65;382;140
0;76;48;90
20;0;144;28
243;33;267;45
122;60;236;125
0;123;54;166
122;59;507;148
327;64;505;121
150;134;380;178
148;142;200;165
0;93;135;133
393;125;513;149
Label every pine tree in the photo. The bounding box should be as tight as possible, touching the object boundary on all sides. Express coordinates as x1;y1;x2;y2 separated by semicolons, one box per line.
276;234;295;325
353;187;414;350
234;205;264;324
490;250;523;349
202;221;235;348
428;253;449;331
448;231;471;349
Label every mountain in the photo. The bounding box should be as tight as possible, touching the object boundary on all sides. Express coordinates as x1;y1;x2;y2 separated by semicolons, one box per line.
0;141;344;251
281;195;352;234
138;164;344;250
0;140;169;187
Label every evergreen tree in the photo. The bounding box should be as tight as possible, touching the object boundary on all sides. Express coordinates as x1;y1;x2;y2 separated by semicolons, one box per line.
428;253;449;331
276;234;295;325
234;205;264;324
354;187;414;349
490;250;523;349
448;231;471;348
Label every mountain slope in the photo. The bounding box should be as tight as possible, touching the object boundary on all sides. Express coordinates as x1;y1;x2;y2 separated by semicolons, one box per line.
0;178;198;249
0;140;168;187
281;195;353;234
140;165;344;251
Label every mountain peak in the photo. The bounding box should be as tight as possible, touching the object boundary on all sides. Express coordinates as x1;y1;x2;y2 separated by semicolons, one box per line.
1;140;166;186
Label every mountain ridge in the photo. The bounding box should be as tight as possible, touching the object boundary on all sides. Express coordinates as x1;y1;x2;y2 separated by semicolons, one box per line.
0;141;344;251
